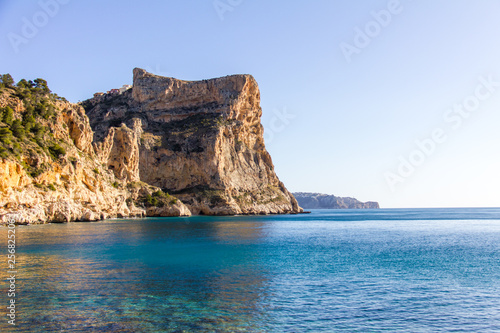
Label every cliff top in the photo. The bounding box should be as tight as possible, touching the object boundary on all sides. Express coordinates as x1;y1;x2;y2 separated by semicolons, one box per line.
131;68;260;112
133;68;255;84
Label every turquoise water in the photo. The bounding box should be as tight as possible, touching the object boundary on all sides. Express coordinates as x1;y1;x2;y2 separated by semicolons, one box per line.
1;208;500;332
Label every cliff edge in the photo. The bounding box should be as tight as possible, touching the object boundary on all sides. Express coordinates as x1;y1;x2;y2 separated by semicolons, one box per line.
0;69;303;224
83;68;302;215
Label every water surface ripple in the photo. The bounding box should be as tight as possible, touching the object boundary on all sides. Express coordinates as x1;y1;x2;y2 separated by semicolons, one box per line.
1;208;499;332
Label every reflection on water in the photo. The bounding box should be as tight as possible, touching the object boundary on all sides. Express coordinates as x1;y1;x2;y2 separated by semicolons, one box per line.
0;209;499;332
211;221;266;244
0;218;272;332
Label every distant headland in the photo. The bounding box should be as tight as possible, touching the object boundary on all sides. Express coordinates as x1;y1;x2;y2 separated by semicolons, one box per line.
293;192;379;209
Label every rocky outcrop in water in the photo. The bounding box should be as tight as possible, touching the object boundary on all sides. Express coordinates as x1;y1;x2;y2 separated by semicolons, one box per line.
293;192;379;209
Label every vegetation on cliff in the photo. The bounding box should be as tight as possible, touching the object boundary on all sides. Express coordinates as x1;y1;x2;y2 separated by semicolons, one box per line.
0;73;188;224
0;74;68;167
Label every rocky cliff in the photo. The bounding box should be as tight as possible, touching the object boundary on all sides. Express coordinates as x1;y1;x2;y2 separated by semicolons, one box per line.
293;192;379;209
0;84;141;223
0;75;190;224
83;68;302;215
0;69;301;224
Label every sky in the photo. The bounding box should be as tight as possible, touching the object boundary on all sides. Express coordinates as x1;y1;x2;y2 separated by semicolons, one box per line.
1;0;500;208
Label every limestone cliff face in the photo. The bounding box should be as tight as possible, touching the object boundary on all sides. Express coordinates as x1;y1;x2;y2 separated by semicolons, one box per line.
0;98;140;223
0;68;300;224
0;84;190;224
293;192;380;209
84;68;302;215
61;104;94;154
95;124;140;182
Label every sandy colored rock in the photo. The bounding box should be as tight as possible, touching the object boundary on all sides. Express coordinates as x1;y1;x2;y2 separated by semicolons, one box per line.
0;68;302;224
98;124;140;182
85;68;302;215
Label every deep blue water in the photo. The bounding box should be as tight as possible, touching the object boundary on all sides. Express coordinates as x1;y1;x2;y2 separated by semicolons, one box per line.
1;208;500;332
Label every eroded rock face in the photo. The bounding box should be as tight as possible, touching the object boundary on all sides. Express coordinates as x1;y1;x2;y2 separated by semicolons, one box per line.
0;88;177;224
0;68;301;224
0;159;32;191
60;103;94;154
96;124;140;182
85;68;302;215
0;149;145;224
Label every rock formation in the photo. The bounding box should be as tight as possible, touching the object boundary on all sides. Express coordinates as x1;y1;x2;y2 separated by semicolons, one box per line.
0;76;192;224
0;94;146;223
293;192;380;209
84;68;302;215
0;69;302;224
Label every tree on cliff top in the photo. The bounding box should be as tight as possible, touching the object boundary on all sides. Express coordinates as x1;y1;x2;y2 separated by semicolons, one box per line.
34;78;51;94
0;74;14;88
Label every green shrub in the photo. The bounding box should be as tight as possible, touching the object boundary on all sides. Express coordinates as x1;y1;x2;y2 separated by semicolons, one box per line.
32;123;46;139
11;120;25;139
1;106;14;125
0;146;9;159
140;191;178;207
29;162;48;178
35;138;45;149
20;161;29;170
0;127;12;144
30;168;44;178
152;190;167;198
35;103;54;119
11;141;21;157
149;195;158;207
142;194;158;207
25;105;35;115
23;114;35;132
48;144;66;159
45;105;55;119
48;183;56;191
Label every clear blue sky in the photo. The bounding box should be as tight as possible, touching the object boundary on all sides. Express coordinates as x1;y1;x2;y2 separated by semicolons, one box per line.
1;0;500;208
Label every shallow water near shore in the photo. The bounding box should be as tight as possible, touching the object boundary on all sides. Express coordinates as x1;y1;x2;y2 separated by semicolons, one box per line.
1;208;500;332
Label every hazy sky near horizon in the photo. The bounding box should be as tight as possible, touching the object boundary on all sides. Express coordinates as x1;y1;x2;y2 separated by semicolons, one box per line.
1;0;500;208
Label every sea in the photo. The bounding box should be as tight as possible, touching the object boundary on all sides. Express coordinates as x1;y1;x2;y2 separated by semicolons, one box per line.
1;208;500;332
